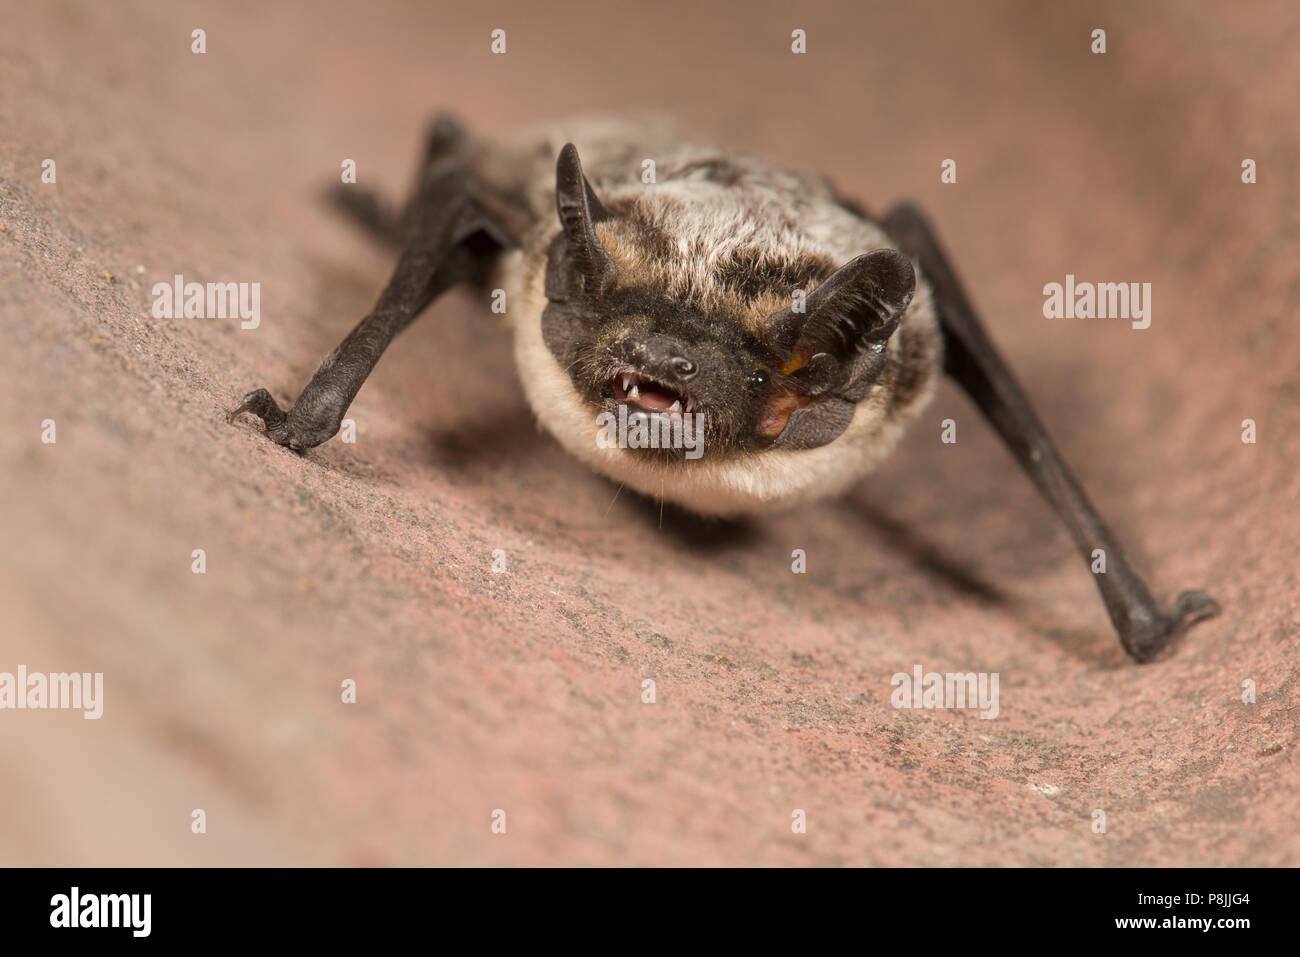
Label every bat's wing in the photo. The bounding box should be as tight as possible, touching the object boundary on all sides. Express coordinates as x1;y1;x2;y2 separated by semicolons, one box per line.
883;203;1218;661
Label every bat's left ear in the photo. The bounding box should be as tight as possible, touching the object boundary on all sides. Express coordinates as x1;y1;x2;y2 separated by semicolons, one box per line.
550;143;617;300
768;249;915;399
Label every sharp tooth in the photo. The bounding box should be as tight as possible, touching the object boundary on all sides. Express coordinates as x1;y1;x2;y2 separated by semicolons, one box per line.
667;400;683;413
628;384;640;400
621;374;632;392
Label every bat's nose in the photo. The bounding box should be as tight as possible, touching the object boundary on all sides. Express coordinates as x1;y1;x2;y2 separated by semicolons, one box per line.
622;335;698;382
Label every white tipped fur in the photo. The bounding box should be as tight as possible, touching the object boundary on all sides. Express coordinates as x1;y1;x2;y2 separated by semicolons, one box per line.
487;118;942;517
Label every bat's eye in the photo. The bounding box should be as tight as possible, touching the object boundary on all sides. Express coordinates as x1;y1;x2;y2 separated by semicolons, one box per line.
747;370;768;389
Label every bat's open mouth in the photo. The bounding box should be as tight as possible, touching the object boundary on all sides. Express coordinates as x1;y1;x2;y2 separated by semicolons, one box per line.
610;371;695;415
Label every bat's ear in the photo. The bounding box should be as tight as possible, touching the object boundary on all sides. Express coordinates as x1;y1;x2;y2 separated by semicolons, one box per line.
550;143;617;300
768;249;915;399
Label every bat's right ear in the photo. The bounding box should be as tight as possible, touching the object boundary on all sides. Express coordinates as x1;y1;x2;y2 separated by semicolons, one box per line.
551;143;617;300
768;249;915;399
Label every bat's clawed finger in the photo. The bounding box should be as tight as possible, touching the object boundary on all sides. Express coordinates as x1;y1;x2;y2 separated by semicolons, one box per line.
228;388;295;448
229;388;284;427
1125;589;1221;662
1172;589;1221;624
229;379;350;451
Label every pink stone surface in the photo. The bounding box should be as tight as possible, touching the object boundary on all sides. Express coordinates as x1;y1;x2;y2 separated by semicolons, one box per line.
0;0;1296;866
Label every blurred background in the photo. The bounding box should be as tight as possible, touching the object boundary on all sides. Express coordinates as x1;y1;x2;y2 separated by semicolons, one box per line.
0;0;1296;866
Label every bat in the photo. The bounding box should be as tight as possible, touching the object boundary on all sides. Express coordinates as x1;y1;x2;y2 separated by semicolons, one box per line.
230;114;1219;661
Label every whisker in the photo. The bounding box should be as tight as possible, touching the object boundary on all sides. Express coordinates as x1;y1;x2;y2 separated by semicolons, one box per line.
604;482;625;517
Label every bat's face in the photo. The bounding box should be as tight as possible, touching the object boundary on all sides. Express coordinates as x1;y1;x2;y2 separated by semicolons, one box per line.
538;145;917;467
542;280;779;460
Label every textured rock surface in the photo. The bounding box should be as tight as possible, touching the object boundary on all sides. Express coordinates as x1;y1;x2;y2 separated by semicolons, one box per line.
1;0;1296;865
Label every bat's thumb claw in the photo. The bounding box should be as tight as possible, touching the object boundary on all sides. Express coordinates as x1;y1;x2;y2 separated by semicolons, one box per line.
227;388;288;431
1125;588;1220;662
1171;589;1221;628
226;398;252;424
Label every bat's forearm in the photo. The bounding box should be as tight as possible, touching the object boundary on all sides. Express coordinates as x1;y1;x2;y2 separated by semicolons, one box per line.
230;160;510;451
884;203;1219;660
